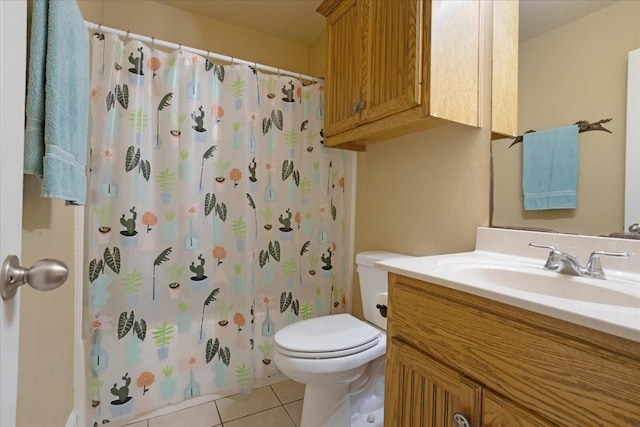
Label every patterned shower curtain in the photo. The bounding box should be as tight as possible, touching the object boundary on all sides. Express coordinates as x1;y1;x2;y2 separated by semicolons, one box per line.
86;33;351;425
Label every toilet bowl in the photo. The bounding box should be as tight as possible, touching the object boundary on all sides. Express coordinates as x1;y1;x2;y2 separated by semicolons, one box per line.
273;251;410;427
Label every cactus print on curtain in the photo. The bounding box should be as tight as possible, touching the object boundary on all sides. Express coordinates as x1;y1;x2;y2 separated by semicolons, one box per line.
86;33;352;426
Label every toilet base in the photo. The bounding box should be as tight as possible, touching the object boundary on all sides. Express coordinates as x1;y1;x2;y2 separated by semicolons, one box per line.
349;356;385;426
298;356;386;427
301;383;351;427
352;407;383;427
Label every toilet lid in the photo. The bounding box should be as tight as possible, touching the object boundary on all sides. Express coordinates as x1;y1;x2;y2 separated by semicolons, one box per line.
274;313;381;358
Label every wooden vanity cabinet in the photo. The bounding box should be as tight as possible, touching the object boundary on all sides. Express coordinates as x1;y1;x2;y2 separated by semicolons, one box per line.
317;0;486;150
385;273;640;427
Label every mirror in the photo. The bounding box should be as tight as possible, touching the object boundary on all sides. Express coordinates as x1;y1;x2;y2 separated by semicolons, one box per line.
491;0;638;236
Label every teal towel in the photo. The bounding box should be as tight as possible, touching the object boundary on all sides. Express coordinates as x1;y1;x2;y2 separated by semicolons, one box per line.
522;125;579;210
24;0;89;205
24;0;47;176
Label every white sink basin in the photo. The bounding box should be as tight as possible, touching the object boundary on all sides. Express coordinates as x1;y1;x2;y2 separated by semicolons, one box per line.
376;238;640;343
433;257;640;308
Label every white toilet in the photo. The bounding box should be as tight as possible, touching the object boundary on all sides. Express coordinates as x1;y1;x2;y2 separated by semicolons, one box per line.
273;251;410;427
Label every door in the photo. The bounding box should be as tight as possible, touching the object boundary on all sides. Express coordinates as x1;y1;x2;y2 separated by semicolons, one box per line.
625;48;640;232
483;390;558;427
360;0;423;124
0;1;27;426
385;338;482;427
323;0;363;137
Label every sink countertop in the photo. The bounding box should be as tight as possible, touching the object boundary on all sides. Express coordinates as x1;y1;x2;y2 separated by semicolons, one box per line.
376;227;640;343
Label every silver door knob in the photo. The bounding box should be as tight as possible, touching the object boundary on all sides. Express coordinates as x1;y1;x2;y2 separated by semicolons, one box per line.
1;255;68;300
629;223;640;233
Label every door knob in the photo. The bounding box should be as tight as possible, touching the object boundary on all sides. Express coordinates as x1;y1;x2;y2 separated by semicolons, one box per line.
1;255;69;300
629;223;640;233
453;412;471;427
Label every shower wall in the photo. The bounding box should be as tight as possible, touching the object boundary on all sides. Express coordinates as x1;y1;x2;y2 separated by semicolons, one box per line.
17;1;327;425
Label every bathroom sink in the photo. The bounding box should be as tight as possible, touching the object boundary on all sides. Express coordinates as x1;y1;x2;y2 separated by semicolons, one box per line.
435;258;640;308
374;227;640;342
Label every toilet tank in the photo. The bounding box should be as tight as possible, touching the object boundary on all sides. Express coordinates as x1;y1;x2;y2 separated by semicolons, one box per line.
356;251;411;329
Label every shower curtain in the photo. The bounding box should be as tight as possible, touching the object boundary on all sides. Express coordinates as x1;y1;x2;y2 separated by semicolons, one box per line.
86;33;351;425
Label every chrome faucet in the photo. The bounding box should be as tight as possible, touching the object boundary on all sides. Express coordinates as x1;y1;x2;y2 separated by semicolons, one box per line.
529;243;629;279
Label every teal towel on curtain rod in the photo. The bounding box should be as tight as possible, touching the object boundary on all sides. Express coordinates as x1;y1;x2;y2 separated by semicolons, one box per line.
522;125;579;210
24;0;89;205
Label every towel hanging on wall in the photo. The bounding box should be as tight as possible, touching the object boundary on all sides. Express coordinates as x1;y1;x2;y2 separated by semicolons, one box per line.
522;125;579;210
24;0;89;205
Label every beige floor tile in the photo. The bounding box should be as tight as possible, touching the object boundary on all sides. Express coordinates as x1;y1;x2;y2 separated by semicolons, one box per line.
271;380;306;404
284;399;304;427
215;386;281;422
148;402;220;427
223;406;296;427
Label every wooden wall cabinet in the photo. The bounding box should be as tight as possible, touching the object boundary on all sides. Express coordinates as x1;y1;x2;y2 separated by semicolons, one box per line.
317;0;519;150
385;273;640;426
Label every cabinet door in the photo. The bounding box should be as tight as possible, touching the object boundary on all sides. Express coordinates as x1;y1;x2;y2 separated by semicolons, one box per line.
385;338;482;427
429;0;480;127
483;390;558;427
324;0;363;137
491;0;518;137
360;0;423;124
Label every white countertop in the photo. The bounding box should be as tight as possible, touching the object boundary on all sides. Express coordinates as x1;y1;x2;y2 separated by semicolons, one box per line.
375;227;640;343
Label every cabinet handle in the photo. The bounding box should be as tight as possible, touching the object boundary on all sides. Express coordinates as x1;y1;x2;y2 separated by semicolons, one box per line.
358;98;366;110
352;103;359;114
453;412;471;427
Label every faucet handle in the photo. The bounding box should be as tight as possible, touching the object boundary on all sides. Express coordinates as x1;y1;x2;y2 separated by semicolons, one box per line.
529;243;557;252
529;243;562;269
585;251;630;279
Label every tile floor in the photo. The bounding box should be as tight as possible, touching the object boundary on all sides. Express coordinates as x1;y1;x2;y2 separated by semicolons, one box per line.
125;378;305;427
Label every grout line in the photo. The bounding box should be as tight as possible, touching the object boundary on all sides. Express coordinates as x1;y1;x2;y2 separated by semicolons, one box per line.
225;405;292;426
270;384;285;406
213;398;224;427
283;401;298;427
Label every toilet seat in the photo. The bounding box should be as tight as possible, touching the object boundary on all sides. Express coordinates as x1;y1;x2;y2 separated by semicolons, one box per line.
274;313;381;359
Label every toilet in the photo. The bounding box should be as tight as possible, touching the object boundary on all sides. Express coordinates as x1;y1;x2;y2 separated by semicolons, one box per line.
273;251;410;427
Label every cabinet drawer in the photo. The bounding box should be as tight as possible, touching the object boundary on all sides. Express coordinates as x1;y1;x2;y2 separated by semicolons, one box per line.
388;274;640;426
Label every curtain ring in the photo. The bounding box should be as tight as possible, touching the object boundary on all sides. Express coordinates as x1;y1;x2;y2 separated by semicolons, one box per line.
178;43;182;53
125;30;130;43
231;57;235;66
206;50;210;59
151;37;155;51
98;23;102;34
278;68;281;77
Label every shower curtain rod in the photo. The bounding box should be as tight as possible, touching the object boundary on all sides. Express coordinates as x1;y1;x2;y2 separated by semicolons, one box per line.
84;21;324;83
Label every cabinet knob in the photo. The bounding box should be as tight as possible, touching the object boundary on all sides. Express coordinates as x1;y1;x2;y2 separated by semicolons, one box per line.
453;412;471;427
358;99;366;110
352;103;359;113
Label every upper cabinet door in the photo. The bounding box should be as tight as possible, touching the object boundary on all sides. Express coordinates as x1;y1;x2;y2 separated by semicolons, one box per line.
360;0;423;124
491;0;519;138
324;0;363;137
429;0;481;127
